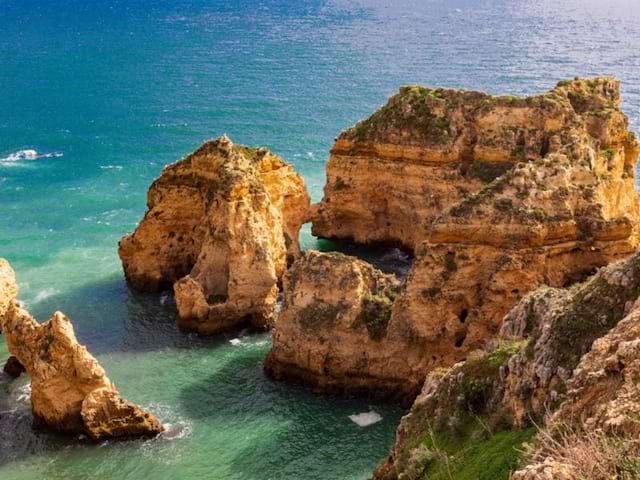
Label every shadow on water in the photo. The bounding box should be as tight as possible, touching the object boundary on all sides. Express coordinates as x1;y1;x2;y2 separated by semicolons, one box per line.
315;238;413;279
177;344;406;480
15;274;238;357
0;239;409;475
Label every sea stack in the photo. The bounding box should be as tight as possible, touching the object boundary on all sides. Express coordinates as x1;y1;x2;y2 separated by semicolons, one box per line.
119;135;310;334
0;258;163;441
264;251;407;400
268;78;640;399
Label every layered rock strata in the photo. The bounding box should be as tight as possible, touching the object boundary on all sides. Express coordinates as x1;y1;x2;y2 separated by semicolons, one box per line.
119;135;310;334
0;259;162;440
264;251;406;399
271;77;640;398
311;77;638;251
375;252;640;480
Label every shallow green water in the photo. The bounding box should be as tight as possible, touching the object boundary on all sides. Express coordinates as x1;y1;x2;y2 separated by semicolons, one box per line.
1;0;640;478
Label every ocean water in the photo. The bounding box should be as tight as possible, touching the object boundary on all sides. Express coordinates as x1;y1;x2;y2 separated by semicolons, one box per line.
1;0;639;478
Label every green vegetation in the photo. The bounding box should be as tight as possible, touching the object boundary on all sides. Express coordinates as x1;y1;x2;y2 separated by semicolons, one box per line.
601;147;616;159
458;341;527;413
418;423;536;480
527;256;640;370
467;160;514;183
349;86;453;144
299;301;347;331
357;283;401;341
391;340;531;480
232;144;268;163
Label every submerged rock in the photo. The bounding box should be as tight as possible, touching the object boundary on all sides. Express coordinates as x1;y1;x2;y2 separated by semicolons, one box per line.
264;251;408;400
0;258;162;440
278;77;640;398
119;135;310;334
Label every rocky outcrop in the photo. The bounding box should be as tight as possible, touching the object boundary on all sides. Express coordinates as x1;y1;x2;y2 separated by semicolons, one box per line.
264;251;406;399
511;276;640;479
0;259;162;440
311;77;638;252
119;135;310;334
273;78;640;399
0;258;17;330
375;252;640;480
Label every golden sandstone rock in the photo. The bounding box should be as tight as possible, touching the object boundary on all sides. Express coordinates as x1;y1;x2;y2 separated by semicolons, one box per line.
0;259;162;440
119;135;310;334
375;252;640;480
270;77;640;398
0;258;17;331
264;251;404;399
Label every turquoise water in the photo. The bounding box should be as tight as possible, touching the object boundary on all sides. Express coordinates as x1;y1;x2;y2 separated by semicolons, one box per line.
1;0;639;478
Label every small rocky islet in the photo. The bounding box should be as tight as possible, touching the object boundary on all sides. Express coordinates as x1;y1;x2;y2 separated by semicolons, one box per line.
2;76;640;478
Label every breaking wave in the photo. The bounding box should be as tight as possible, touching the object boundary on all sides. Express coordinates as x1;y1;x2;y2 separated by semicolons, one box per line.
0;149;63;164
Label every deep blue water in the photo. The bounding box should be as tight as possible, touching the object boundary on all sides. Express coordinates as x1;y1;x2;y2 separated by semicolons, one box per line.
1;1;639;479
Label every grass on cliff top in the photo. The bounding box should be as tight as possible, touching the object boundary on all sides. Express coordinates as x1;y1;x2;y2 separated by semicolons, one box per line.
419;423;535;480
348;86;455;144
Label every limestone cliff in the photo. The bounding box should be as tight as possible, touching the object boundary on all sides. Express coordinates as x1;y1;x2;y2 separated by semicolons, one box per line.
312;77;638;252
0;259;162;440
375;252;640;480
264;251;405;399
119;135;310;334
269;77;640;399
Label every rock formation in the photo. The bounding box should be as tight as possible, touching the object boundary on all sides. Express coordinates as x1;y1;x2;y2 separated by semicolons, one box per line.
0;258;162;440
264;251;406;399
119;135;310;334
0;258;17;331
374;252;640;480
270;77;640;399
311;77;638;252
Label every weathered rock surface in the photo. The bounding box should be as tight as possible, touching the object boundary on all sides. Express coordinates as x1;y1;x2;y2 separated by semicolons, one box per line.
312;77;638;252
0;259;162;439
0;258;17;330
119;135;310;334
375;252;640;480
277;78;640;398
264;251;409;399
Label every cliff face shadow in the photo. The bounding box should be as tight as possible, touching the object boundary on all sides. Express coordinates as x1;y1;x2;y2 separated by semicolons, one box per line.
315;238;413;279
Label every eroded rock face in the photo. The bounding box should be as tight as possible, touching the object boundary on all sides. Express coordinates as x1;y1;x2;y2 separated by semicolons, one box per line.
119;135;310;334
263;251;411;400
0;263;162;439
375;252;640;480
286;78;640;397
312;77;638;252
0;258;17;330
81;387;163;441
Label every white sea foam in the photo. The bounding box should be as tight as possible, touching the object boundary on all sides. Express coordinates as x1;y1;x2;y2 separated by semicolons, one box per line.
15;384;32;404
99;165;123;170
161;420;193;440
0;149;63;164
349;410;382;427
33;287;59;303
229;338;242;346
